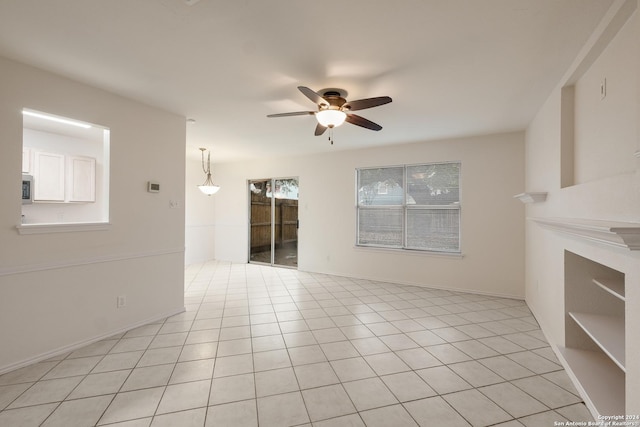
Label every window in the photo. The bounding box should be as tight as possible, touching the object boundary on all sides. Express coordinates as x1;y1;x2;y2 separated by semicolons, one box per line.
356;162;461;253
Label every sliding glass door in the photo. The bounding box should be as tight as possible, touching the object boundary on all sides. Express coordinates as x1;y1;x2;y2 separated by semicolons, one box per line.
248;177;298;268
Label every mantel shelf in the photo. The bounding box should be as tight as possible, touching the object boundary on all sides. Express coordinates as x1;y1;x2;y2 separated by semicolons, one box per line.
531;217;640;250
514;192;547;203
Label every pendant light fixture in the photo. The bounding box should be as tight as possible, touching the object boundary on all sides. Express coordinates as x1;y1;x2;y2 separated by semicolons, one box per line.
197;148;220;195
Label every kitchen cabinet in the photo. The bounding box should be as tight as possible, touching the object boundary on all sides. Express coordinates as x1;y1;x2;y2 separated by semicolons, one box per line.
33;151;65;201
68;156;96;202
31;150;96;203
22;148;31;174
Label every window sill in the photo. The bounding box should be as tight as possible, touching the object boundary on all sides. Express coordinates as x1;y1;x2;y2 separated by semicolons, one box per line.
353;245;464;259
16;222;111;235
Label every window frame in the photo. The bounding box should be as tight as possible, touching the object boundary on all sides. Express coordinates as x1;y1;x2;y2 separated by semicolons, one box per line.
355;161;461;254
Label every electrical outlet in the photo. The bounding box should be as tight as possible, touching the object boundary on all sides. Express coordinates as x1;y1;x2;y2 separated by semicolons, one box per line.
117;295;127;308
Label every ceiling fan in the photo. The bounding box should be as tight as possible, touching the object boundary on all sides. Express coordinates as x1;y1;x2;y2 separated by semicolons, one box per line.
267;86;392;142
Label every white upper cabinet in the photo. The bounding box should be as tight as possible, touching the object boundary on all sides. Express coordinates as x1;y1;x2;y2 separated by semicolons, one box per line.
30;149;96;203
33;151;65;201
22;148;31;174
67;156;96;202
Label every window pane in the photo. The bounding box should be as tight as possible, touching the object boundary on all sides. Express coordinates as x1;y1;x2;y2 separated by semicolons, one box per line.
274;178;299;200
406;163;460;205
358;208;403;247
358;167;404;206
407;208;460;252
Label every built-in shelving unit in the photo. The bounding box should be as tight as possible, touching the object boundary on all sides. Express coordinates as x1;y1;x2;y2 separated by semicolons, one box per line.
564;251;626;418
568;312;625;371
592;278;625;301
558;347;625;417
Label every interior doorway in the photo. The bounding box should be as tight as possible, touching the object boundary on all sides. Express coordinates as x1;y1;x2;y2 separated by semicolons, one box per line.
248;177;299;268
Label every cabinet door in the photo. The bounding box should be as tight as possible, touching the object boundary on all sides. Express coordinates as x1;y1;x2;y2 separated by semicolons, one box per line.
68;156;96;202
33;151;65;201
22;148;31;174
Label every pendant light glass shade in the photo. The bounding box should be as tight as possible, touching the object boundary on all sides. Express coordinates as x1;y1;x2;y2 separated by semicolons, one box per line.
198;148;220;195
198;175;220;195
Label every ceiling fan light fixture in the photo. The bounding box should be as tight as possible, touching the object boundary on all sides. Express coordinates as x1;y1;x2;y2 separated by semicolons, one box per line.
316;109;347;128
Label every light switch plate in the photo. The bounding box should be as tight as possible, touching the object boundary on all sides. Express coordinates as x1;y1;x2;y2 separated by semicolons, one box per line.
117;295;126;308
147;181;160;193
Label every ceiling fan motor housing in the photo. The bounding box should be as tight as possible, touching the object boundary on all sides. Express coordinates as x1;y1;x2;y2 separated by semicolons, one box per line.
320;91;347;111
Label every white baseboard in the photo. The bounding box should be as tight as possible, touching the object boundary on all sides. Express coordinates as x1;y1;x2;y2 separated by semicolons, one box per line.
0;306;186;376
303;267;525;301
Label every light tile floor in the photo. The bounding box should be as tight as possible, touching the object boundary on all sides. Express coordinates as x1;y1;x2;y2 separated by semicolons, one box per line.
0;261;595;427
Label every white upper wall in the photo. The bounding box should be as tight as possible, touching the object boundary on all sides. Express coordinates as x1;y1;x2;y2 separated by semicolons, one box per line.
0;56;186;372
187;131;526;298
574;7;638;184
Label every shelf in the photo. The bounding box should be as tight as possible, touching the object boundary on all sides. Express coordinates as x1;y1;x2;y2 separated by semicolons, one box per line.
592;278;625;301
568;312;625;371
558;347;625;418
513;192;547;203
531;217;640;250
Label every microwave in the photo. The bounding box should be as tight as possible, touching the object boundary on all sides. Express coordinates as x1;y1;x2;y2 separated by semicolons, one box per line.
22;175;33;204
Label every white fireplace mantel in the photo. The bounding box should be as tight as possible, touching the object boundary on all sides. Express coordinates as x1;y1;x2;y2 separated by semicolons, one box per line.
531;217;640;251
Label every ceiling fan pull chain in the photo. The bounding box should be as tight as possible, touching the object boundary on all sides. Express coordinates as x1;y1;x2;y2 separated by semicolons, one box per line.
328;128;334;145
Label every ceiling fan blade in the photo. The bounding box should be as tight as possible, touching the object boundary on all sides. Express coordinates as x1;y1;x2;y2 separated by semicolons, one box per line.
343;96;392;111
314;123;327;136
267;111;315;118
298;86;329;107
345;114;383;131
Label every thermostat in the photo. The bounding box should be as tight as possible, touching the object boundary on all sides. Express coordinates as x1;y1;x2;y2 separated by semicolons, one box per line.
147;181;160;193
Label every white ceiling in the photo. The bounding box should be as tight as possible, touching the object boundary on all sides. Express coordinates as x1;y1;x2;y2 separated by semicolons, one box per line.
0;0;612;162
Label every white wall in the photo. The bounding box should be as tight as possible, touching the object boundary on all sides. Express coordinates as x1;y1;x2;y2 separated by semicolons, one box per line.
573;6;638;184
525;1;640;414
0;56;186;372
191;131;525;298
185;156;216;264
